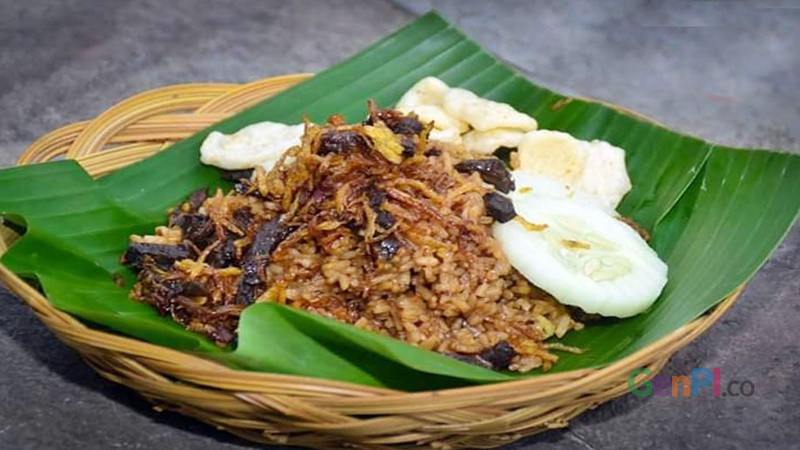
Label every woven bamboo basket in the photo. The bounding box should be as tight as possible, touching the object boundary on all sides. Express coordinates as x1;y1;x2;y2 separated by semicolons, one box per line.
0;74;742;449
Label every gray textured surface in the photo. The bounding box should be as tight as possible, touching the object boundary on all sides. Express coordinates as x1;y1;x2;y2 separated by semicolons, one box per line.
0;1;798;449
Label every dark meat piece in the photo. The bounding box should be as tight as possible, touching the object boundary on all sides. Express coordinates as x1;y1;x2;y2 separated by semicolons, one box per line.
233;219;296;304
171;213;214;247
483;193;516;223
376;236;401;260
141;276;182;316
424;148;442;157
319;130;368;155
249;219;296;258
493;146;516;164
122;242;191;269
207;234;237;268
232;208;253;232
234;260;262;305
376;210;396;229
567;306;602;322
187;188;208;211
209;325;236;345
234;180;251;195
400;136;416;157
156;279;208;299
179;280;208;297
387;116;424;135
448;341;517;371
367;108;424;135
366;186;387;211
158;279;185;299
479;341;517;371
454;159;515;193
218;168;254;182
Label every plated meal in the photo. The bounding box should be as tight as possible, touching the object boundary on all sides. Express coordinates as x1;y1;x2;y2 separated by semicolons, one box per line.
1;11;797;449
122;78;668;373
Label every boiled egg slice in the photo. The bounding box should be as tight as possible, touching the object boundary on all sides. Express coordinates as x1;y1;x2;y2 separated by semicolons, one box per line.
516;130;632;210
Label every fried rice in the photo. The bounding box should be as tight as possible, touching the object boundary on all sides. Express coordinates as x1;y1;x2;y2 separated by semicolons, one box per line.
122;105;584;372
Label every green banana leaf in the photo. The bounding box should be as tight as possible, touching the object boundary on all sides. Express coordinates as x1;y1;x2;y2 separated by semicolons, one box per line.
1;12;798;391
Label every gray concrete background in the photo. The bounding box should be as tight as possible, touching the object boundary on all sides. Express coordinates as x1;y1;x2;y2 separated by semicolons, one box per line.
0;1;798;449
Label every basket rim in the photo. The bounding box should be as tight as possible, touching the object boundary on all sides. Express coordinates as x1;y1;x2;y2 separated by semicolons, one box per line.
0;73;743;399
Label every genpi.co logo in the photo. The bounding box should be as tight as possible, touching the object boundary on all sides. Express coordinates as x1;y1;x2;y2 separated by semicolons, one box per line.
627;367;755;397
